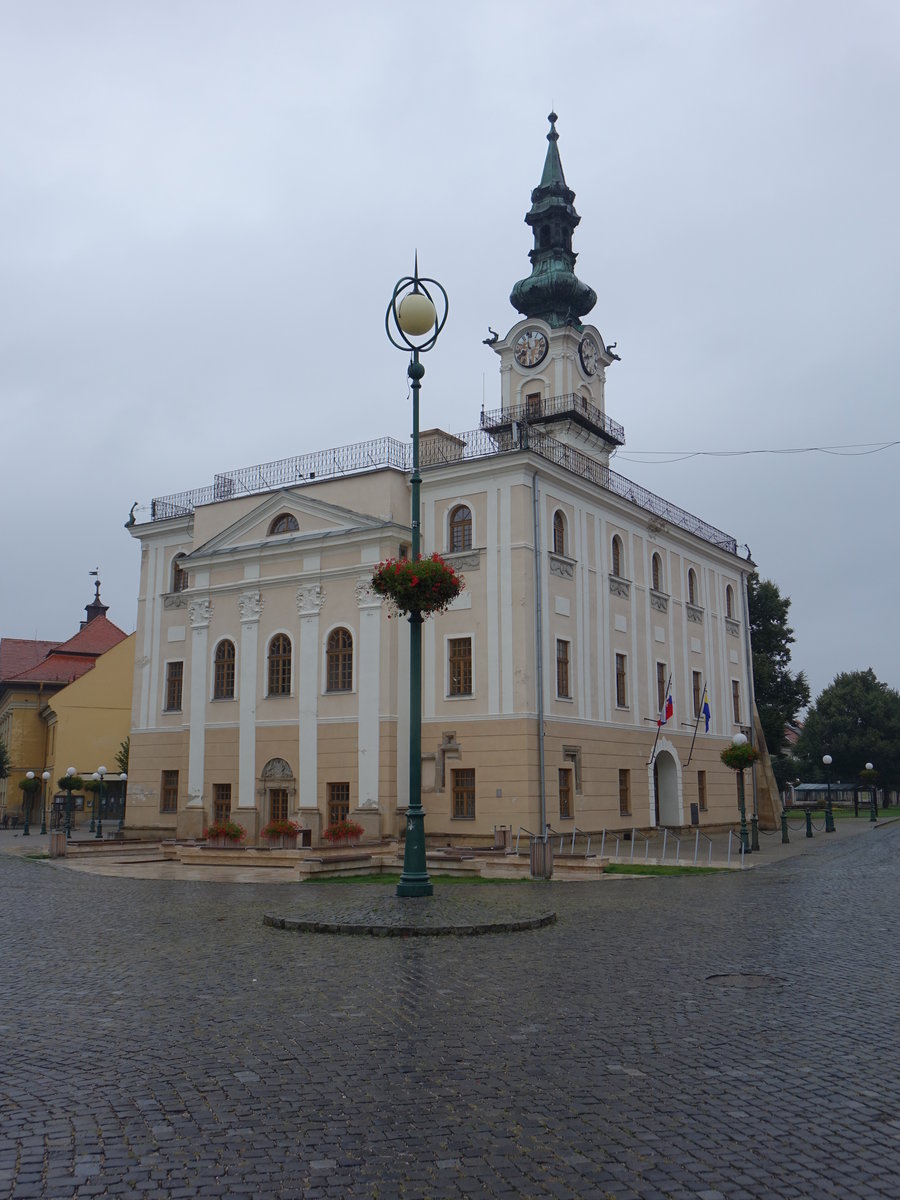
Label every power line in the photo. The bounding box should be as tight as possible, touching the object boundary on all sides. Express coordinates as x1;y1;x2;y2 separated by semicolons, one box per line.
616;440;900;465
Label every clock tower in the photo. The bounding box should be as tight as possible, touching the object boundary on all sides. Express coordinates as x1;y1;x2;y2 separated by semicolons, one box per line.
486;113;624;463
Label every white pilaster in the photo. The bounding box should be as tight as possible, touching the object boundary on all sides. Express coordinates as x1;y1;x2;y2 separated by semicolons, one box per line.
187;598;212;808
238;591;263;806
297;585;325;809
356;578;382;810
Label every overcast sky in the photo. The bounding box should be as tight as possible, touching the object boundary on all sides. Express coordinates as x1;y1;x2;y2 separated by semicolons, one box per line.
2;0;898;704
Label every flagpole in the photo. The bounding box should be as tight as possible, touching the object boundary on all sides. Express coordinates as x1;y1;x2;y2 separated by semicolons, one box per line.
685;682;707;766
647;673;673;766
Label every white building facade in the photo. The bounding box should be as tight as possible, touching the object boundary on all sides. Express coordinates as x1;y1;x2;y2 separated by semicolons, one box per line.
125;116;767;846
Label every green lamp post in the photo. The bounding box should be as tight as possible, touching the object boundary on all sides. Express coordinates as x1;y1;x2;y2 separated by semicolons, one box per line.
863;763;877;823
40;770;50;835
721;733;757;855
822;754;836;833
20;772;42;836
385;256;449;899
93;766;107;840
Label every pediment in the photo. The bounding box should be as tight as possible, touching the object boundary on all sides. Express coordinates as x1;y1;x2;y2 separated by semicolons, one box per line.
187;489;391;561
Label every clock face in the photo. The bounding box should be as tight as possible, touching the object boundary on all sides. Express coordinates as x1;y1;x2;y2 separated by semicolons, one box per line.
579;335;600;376
514;329;548;368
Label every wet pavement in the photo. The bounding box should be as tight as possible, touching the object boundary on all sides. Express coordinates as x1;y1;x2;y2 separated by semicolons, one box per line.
1;820;898;1198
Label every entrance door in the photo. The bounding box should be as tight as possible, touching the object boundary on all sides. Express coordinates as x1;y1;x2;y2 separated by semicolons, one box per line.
655;750;681;826
270;788;288;823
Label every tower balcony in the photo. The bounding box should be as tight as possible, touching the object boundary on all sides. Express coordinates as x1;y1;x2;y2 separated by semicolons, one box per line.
481;392;625;448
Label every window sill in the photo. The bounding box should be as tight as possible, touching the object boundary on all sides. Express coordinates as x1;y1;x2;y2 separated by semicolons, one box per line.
446;693;474;701
556;695;574;703
451;815;476;821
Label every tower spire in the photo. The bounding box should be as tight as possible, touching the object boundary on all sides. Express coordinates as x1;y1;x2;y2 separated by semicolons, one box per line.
510;113;597;328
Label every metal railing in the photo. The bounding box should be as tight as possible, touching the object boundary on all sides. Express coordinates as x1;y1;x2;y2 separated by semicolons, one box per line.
692;830;714;866
660;827;682;865
149;427;737;554
481;392;625;446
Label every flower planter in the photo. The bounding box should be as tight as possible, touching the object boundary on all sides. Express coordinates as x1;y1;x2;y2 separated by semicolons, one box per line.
265;834;298;850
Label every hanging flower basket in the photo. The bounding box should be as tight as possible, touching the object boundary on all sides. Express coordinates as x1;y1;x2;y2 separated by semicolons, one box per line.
205;820;246;847
720;743;759;772
370;553;464;618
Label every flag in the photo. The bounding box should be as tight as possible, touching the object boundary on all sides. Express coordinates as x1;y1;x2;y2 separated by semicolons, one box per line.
702;689;711;732
658;693;674;727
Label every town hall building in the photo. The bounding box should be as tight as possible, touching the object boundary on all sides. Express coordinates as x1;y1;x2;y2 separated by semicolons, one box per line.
125;115;772;846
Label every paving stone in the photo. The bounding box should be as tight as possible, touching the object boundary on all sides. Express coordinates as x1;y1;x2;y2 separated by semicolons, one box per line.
2;824;900;1198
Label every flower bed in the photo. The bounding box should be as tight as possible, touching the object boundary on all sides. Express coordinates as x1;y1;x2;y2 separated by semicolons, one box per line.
205;820;246;847
370;553;463;618
322;818;364;846
261;819;301;848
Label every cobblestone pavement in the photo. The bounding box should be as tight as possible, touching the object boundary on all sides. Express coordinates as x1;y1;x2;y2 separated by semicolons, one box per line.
1;825;898;1199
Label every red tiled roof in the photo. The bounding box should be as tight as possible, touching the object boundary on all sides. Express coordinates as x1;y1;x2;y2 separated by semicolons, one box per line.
11;654;99;685
53;616;128;657
0;638;61;682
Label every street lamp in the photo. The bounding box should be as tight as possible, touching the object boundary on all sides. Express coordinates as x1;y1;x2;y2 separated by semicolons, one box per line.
64;767;76;838
118;772;127;832
822;754;835;833
386;256;449;899
93;766;107;840
732;733;752;854
40;771;50;835
23;772;36;836
865;762;877;823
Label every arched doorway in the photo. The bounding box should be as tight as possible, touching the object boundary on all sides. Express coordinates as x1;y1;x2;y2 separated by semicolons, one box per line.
651;747;682;827
259;758;296;823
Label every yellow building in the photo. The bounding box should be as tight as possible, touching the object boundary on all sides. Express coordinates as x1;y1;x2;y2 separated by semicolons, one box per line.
0;585;130;828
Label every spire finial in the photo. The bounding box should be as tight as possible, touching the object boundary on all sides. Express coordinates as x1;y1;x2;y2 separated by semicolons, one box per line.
547;111;559;142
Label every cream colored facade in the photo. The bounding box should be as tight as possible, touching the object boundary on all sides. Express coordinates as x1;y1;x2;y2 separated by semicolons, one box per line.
43;634;135;818
126;117;772;847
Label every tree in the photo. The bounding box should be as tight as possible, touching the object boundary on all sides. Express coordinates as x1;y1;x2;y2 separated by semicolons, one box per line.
115;737;129;775
0;739;9;779
796;669;900;787
747;573;810;757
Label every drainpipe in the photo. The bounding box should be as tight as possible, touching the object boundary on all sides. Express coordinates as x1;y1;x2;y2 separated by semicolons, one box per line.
741;568;760;835
532;472;547;833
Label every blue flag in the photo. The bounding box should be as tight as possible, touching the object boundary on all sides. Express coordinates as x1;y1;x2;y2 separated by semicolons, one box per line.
702;690;711;732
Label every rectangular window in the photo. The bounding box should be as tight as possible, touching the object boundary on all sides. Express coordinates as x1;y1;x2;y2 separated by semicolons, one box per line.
732;680;742;724
563;746;582;794
558;768;573;820
448;637;473;696
452;768;476;819
556;639;571;699
270;788;288;823
327;782;350;826
618;769;631;818
615;653;628;708
656;662;667;713
165;661;183;712
693;671;703;718
160;770;179;813
526;392;541;419
213;783;231;823
698;770;707;812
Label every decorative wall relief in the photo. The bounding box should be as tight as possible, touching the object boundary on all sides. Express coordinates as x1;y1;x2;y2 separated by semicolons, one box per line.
650;591;669;613
609;576;630;599
296;584;325;616
188;598;213;628
239;590;264;622
687;604;704;624
549;554;575;579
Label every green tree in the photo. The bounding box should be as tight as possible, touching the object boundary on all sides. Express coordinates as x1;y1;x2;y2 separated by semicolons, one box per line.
115;736;129;775
0;739;9;779
747;573;810;757
796;669;900;787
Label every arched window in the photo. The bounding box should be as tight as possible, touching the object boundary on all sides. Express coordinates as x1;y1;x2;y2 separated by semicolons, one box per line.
267;634;292;696
611;535;624;579
651;552;662;592
725;584;735;619
552;510;566;557
326;628;353;692
268;513;299;535
449;505;473;553
171;554;187;593
688;568;698;606
213;640;236;700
